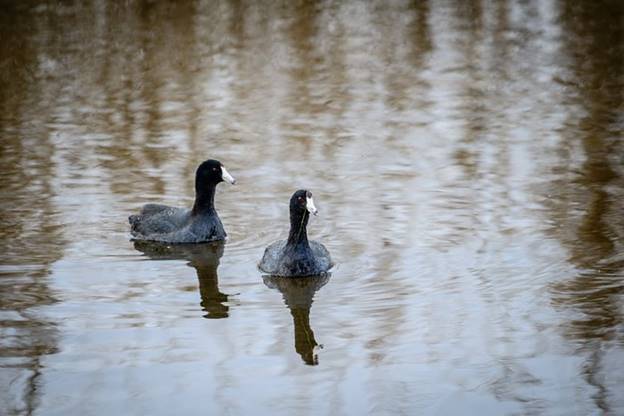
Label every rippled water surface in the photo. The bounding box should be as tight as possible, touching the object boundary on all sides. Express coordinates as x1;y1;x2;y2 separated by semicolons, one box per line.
1;1;623;414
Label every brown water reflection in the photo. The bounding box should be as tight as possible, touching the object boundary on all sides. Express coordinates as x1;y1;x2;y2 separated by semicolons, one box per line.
549;0;624;342
133;241;231;319
1;4;65;413
264;275;329;365
1;0;623;414
545;3;624;412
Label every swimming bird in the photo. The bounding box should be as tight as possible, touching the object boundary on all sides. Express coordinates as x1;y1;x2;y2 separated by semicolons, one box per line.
259;190;333;276
128;159;235;243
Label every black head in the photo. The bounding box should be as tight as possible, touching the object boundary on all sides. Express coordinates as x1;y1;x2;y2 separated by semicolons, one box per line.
195;159;236;189
289;189;318;216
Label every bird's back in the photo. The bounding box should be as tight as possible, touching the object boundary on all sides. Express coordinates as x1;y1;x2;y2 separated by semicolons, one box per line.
129;203;227;243
129;204;190;237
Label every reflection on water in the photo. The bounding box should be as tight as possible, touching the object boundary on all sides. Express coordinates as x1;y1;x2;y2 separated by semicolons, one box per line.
133;241;230;319
1;0;623;414
1;3;64;410
264;275;329;365
548;0;624;343
545;4;624;412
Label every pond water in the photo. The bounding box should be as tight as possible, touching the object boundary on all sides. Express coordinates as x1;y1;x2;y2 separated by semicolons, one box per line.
1;1;623;414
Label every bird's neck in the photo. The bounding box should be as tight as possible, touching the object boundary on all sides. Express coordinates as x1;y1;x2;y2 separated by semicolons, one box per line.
192;184;217;215
287;210;310;247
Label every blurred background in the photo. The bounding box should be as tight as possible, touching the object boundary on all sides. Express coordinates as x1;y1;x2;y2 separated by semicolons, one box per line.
0;0;623;414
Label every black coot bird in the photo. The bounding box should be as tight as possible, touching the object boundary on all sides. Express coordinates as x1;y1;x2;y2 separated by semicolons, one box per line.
259;190;333;276
129;159;236;243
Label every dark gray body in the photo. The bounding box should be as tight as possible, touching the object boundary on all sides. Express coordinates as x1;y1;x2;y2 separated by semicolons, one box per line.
259;239;333;277
129;204;226;243
258;190;333;277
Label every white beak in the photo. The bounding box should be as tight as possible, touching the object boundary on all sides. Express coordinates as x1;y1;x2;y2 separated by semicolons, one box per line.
221;166;236;184
306;196;318;216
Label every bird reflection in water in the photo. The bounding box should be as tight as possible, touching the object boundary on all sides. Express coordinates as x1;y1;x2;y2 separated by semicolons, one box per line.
263;275;330;365
133;241;230;319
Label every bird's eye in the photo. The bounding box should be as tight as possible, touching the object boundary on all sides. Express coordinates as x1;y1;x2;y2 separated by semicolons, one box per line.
213;167;217;171
298;196;303;201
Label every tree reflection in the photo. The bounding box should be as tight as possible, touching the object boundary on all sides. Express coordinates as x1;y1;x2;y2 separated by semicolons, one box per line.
263;275;329;366
551;0;624;345
133;241;230;319
548;1;623;412
0;3;65;414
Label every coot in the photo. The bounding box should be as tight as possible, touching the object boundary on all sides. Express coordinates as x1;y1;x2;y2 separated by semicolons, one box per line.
129;159;235;243
259;190;333;276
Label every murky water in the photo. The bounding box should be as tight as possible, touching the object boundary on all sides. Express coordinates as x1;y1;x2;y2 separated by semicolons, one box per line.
1;0;623;414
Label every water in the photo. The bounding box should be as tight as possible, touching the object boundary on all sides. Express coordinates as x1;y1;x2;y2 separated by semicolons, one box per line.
1;0;623;414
